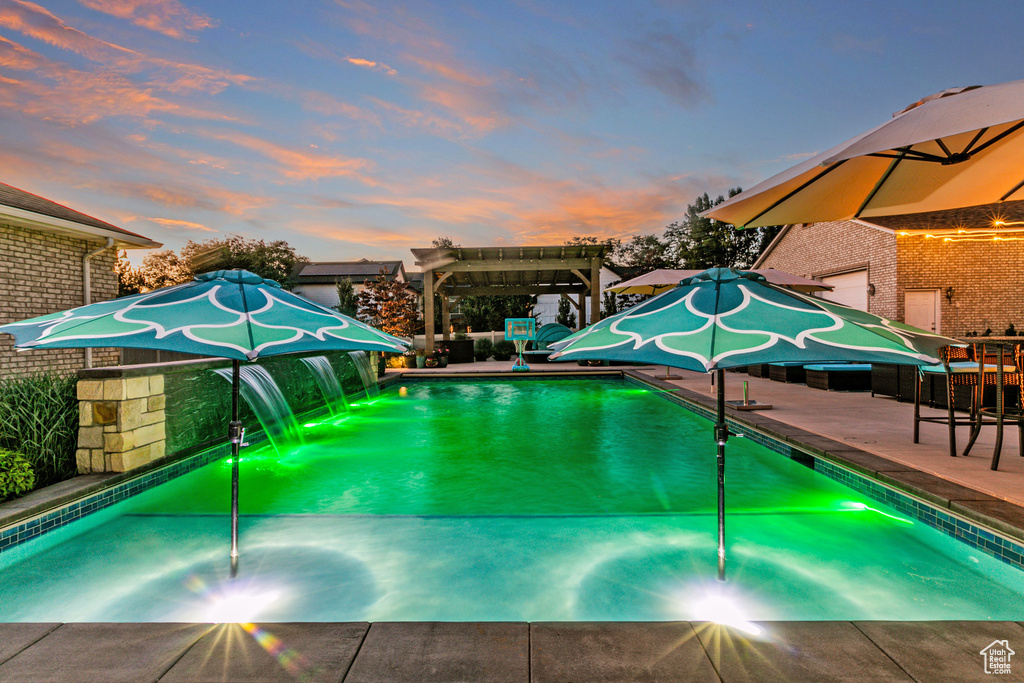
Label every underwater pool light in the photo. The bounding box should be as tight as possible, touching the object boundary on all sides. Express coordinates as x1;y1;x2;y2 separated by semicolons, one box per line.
690;589;761;636
206;588;280;623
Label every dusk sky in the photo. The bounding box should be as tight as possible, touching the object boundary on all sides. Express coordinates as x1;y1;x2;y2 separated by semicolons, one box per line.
1;0;1022;266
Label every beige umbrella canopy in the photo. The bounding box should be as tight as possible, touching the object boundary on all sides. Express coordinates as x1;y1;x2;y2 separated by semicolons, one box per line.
607;268;832;295
705;79;1024;227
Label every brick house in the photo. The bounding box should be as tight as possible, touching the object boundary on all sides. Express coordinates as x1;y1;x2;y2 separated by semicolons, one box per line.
753;201;1024;337
290;259;409;309
0;183;160;376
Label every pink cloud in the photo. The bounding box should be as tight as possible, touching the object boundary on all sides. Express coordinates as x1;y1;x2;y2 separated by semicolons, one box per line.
200;129;377;183
78;0;217;40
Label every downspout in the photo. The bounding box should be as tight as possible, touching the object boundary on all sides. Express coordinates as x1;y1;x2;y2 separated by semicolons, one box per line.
82;237;114;368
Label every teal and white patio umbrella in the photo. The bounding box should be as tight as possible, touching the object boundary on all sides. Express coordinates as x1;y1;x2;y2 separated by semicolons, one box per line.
0;269;408;573
550;267;962;580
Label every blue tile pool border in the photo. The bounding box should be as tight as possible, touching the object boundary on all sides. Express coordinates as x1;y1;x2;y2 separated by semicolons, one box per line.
4;370;1024;575
623;372;1024;573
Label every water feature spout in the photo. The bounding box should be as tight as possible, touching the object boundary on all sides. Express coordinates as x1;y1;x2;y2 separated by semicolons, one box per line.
215;364;303;452
348;351;379;399
300;356;350;416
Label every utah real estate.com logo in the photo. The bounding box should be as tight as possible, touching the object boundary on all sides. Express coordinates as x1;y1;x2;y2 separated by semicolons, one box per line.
980;640;1014;675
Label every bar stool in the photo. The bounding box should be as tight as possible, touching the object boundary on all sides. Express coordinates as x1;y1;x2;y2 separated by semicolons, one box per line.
914;345;977;458
963;342;1024;469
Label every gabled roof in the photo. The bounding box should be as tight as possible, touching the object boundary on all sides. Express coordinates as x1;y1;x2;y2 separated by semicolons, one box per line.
291;259;406;284
0;182;160;249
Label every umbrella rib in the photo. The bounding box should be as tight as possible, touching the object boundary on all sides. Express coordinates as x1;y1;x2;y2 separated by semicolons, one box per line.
1000;175;1024;202
966;119;1024;156
854;149;907;218
744;160;847;226
960;127;988;156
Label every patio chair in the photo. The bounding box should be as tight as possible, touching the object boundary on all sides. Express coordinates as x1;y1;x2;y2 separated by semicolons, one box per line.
962;342;1024;469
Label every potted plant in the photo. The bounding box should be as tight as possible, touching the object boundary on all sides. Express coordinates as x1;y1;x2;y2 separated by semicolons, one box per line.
424;354;439;368
436;344;449;368
493;340;515;361
415;348;427;368
474;338;494;362
403;350;417;368
446;333;475;364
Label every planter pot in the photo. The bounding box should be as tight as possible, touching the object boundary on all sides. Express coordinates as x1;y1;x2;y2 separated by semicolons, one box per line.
445;339;475;364
404;354;417;368
416;355;427;368
438;356;448;368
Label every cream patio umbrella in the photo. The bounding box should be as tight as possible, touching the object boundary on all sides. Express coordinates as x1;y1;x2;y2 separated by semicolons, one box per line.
705;79;1024;227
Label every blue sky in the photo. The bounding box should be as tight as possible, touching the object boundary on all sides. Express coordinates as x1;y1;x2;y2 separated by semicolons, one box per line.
1;0;1022;265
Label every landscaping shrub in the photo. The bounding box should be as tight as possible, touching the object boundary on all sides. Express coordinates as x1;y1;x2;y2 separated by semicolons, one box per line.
0;373;79;488
474;338;494;361
492;340;516;361
0;449;35;500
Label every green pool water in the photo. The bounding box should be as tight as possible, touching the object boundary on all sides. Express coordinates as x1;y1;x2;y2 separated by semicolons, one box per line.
2;379;1023;623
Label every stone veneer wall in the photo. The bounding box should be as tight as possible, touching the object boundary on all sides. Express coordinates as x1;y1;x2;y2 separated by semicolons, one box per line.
895;235;1024;337
0;224;120;376
75;352;369;474
757;221;899;319
76;373;166;473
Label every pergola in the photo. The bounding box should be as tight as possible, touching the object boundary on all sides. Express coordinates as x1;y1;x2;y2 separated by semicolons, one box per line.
411;245;608;353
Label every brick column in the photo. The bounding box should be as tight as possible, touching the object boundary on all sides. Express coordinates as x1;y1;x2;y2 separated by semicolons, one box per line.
76;374;166;473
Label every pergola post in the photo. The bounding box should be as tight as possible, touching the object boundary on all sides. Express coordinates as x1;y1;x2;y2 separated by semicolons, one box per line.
576;292;585;330
424;269;435;354
590;258;601;325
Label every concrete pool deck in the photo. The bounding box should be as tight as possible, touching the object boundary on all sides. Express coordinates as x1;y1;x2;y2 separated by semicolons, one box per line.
3;361;1024;681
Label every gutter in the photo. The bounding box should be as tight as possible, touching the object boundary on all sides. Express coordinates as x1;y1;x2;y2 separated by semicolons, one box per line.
82;237;114;368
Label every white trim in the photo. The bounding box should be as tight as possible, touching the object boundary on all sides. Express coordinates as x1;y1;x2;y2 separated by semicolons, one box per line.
0;206;160;249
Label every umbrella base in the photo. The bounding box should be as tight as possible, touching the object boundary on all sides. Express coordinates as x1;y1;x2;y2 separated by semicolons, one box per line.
727;400;773;411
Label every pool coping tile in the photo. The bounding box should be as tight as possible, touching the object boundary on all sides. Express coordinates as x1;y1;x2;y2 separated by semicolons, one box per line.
531;621;717;683
161;622;369;683
344;622;529;683
692;621;915;682
0;623;212;683
853;621;1024;683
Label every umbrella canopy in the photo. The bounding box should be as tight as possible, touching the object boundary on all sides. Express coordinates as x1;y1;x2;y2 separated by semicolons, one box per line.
555;268;957;370
0;269;408;575
550;268;962;580
0;269;407;359
705;79;1024;227
606;268;832;296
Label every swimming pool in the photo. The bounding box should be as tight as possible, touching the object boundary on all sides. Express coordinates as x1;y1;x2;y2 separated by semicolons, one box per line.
2;378;1023;622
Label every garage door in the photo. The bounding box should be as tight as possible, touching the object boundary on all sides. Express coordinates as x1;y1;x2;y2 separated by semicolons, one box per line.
821;270;868;311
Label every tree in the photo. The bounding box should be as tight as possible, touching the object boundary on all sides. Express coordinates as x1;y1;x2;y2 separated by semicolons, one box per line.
615;234;678;272
334;278;357;318
665;191;782;269
356;267;419;338
115;251;144;297
138;249;191;291
556;297;576;328
180;236;310;289
564;235;621;265
459;294;535;331
602;291;618;318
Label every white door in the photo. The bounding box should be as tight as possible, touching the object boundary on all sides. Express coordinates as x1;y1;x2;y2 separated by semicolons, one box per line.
821;270;868;310
905;290;939;333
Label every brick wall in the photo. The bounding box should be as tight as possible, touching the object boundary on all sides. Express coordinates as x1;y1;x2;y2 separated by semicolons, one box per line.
0;224;120;376
896;235;1024;337
757;221;898;318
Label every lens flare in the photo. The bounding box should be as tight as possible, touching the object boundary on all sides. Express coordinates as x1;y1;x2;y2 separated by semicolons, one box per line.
206;588;280;623
690;589;762;636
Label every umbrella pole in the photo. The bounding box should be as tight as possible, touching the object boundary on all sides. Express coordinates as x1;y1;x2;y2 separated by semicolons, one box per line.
715;368;727;582
229;359;241;578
